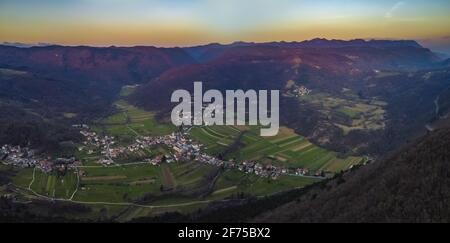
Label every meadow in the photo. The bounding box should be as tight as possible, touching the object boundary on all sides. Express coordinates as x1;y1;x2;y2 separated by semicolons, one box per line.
73;161;320;204
298;92;386;135
75;164;163;203
209;169;320;199
30;170;78;199
189;125;363;174
94;85;175;141
99;100;175;139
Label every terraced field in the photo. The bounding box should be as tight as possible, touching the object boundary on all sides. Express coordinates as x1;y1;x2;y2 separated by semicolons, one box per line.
190;125;363;173
75;164;163;202
210;170;320;199
30;170;78;199
189;125;240;154
298;92;387;135
94;99;175;141
15;159;318;206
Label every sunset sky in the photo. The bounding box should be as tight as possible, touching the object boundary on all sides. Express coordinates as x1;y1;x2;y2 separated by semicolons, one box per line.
1;0;450;52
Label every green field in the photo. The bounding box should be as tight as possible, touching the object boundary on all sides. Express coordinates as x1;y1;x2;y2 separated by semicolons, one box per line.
10;167;34;188
73;162;213;203
298;92;386;135
189;125;239;154
71;160;319;205
4;158;319;202
189;125;362;174
119;85;139;97
75;164;163;202
210;170;320;199
2;155;321;222
90;85;175;140
30;170;78;199
95;99;175;141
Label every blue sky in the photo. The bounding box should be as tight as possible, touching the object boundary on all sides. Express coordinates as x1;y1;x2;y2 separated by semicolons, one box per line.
1;0;449;51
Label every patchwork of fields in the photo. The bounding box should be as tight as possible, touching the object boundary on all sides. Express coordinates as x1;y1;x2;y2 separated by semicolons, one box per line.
189;125;362;174
3;161;318;210
298;92;387;135
93;86;175;142
30;170;78;199
96;99;175;139
75;164;163;203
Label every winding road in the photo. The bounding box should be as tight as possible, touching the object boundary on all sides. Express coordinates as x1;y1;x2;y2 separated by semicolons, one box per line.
426;94;442;132
434;95;440;116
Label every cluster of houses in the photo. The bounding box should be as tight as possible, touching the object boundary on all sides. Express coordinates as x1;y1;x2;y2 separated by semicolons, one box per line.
295;85;312;96
284;83;312;98
0;145;38;168
76;126;295;179
130;131;293;179
79;129;117;165
162;130;324;179
0;144;81;173
117;127;320;179
42;157;81;174
80;129;115;151
294;167;310;176
237;162;287;178
2;125;323;180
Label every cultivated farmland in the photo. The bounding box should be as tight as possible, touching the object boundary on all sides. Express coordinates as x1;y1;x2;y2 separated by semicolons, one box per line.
189;126;363;174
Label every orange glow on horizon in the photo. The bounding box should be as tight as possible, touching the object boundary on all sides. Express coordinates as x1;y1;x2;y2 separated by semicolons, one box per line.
0;0;449;48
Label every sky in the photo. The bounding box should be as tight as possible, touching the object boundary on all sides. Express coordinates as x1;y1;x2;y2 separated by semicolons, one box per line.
1;0;450;52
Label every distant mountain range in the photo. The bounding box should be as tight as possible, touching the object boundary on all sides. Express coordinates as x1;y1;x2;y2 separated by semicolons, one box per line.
1;42;53;48
1;39;449;154
1;38;426;49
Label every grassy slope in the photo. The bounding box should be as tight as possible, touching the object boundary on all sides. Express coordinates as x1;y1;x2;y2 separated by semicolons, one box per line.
189;125;362;174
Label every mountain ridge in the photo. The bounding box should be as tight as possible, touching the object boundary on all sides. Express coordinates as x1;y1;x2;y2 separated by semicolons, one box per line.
0;38;426;49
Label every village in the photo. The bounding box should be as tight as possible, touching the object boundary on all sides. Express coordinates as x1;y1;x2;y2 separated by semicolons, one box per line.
0;144;81;173
1;125;320;180
295;85;312;96
78;126;318;179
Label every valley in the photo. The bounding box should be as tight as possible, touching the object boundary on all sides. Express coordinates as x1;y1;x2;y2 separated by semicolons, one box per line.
1;39;449;222
1;85;335;221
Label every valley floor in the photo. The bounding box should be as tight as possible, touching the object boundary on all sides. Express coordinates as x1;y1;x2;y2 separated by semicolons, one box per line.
0;86;365;222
